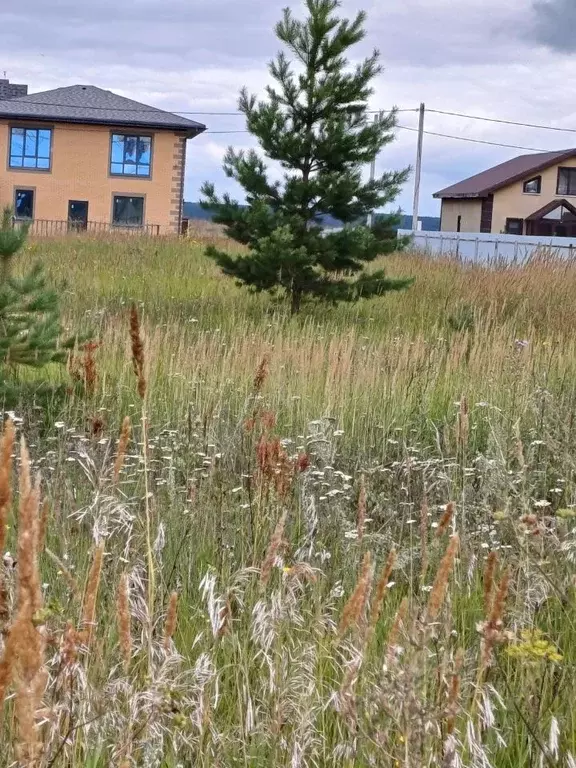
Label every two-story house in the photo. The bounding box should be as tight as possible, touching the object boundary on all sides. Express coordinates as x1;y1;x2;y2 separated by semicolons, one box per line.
0;81;206;234
434;149;576;237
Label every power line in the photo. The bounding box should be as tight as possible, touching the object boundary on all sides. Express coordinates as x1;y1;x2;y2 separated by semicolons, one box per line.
203;124;551;152
396;124;549;153
427;108;576;136
0;98;417;117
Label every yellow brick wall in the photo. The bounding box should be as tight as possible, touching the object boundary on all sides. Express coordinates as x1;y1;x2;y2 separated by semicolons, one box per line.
0;120;187;234
491;157;576;234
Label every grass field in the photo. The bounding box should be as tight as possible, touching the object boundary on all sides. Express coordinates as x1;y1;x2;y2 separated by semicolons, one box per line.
1;232;576;766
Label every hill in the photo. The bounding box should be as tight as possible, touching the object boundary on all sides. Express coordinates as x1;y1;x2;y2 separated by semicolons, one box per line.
183;202;440;232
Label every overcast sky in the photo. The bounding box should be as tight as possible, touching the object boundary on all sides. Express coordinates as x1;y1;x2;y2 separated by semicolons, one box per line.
2;0;576;216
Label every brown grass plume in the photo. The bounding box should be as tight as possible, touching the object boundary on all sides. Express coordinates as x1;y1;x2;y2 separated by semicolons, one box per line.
80;542;105;647
260;510;287;587
130;303;146;399
426;534;459;623
163;591;178;650
338;551;373;637
113;416;132;485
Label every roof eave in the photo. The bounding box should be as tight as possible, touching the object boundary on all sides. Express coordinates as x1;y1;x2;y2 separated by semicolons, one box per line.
0;111;206;135
434;192;486;200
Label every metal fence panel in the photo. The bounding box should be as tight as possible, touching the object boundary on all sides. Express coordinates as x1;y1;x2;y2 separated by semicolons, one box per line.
398;230;576;263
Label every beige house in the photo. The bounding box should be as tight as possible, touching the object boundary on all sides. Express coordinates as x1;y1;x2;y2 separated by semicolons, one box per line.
434;149;576;237
0;80;205;235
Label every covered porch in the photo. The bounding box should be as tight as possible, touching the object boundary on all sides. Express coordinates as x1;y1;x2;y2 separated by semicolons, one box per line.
524;198;576;238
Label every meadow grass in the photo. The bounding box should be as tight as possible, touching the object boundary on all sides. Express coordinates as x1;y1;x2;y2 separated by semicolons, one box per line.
0;232;576;766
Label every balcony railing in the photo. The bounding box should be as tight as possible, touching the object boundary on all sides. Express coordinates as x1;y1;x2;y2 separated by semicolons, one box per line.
12;218;163;237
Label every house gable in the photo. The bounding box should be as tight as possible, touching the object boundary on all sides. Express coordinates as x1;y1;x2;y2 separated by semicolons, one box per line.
434;149;576;200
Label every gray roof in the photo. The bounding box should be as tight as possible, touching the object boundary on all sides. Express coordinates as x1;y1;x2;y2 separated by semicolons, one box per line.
434;149;576;199
0;85;206;136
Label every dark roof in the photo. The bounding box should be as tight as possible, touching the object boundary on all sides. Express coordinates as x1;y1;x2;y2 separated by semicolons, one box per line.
0;85;206;136
434;149;576;199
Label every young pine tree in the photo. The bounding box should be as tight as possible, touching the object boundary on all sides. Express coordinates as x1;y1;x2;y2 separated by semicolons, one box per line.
0;207;78;399
201;0;413;313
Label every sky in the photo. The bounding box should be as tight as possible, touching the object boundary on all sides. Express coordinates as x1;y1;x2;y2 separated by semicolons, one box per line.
2;0;576;216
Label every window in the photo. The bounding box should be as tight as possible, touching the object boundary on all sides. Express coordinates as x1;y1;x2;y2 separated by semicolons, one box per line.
14;189;34;219
110;134;152;176
112;195;144;227
557;167;576;196
9;127;51;170
505;218;523;235
523;176;541;194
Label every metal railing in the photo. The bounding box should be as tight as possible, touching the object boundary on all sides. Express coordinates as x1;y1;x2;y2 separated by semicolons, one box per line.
13;218;162;237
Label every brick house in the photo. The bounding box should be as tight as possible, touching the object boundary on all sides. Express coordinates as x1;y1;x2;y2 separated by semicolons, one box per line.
0;81;205;234
434;149;576;237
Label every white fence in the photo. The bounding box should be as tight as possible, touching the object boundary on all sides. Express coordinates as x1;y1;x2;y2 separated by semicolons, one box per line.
398;229;576;263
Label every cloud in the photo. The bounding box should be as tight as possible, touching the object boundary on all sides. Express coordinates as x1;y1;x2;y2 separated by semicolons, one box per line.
2;0;576;215
529;0;576;51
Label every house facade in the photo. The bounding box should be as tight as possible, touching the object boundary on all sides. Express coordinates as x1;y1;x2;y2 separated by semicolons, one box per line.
434;149;576;237
0;82;205;234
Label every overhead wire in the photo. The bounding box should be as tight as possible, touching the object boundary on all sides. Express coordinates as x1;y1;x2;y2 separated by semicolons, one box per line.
3;94;572;151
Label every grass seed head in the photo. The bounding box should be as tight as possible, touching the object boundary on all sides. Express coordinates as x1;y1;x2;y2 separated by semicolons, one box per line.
80;542;105;647
163;590;179;650
260;510;287;586
129;303;146;399
113;416;132;485
369;548;397;632
338;551;373;638
0;419;15;626
437;502;455;538
426;534;460;624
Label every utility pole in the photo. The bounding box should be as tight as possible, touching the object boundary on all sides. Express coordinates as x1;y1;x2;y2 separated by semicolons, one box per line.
412;103;425;231
367;112;381;229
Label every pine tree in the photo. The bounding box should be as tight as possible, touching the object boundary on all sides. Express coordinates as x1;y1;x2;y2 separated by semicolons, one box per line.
0;207;78;394
201;0;413;313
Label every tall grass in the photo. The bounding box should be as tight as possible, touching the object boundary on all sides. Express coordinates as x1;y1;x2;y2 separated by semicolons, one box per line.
0;234;575;766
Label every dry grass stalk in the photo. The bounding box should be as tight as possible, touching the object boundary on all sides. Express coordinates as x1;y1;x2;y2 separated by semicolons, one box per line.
483;551;498;617
113;416;132;485
426;534;460;624
457;396;469;452
386;596;409;664
446;647;464;735
479;566;511;673
368;548;397;632
260;510;287;586
37;499;49;554
44;548;79;598
0;419;15;627
17;441;42;616
420;498;429;582
356;474;367;546
80;542;105;647
129;304;146;399
253;354;270;393
338;551;373;637
436;502;455;538
488;567;510;629
0;436;48;764
117;573;132;670
163;591;178;650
